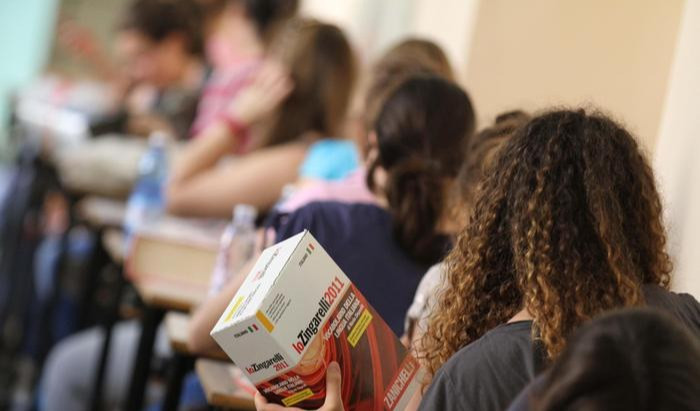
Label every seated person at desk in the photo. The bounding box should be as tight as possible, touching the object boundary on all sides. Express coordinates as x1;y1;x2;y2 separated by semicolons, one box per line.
62;0;210;140
190;0;299;137
166;18;357;216
276;37;457;213
187;75;477;355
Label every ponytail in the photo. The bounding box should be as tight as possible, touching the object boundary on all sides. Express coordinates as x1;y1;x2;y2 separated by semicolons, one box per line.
369;75;476;265
385;158;447;264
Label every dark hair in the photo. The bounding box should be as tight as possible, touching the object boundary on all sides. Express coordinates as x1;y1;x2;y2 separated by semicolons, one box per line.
120;0;205;56
531;308;700;410
368;75;476;264
422;109;673;377
364;38;455;135
240;0;299;42
455;110;530;219
262;19;357;147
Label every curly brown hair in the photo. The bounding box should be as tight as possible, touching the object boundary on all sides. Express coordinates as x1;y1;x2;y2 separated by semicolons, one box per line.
420;109;672;378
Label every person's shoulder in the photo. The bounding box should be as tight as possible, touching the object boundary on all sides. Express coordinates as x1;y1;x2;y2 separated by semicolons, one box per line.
422;322;534;411
449;321;533;366
297;201;388;222
434;321;533;388
643;284;700;335
278;202;386;237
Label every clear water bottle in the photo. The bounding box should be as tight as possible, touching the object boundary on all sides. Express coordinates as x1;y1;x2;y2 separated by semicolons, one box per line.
208;204;258;294
123;132;169;247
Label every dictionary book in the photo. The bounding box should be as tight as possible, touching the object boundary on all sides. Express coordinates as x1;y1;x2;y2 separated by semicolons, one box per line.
210;230;422;410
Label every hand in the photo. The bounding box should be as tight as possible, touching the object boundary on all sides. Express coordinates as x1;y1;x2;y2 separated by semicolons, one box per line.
254;362;344;411
227;60;294;128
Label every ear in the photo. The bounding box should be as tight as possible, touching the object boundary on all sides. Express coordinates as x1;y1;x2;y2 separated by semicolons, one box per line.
365;130;379;164
367;130;378;146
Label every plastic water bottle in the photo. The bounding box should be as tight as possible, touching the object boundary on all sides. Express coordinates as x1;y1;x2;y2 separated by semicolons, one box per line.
209;204;258;294
123;132;169;247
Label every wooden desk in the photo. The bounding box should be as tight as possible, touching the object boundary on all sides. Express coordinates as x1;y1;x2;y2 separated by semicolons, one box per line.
77;196;127;229
165;311;228;360
102;229;126;264
165;311;192;354
135;278;207;312
196;359;256;410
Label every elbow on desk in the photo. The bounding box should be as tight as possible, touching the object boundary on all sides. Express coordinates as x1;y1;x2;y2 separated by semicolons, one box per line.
186;325;210;354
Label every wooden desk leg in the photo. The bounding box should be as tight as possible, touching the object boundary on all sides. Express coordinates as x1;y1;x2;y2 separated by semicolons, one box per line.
89;262;125;411
162;353;194;410
125;305;165;411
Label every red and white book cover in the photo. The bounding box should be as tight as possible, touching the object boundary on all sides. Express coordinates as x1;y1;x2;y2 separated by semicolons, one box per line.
211;230;422;410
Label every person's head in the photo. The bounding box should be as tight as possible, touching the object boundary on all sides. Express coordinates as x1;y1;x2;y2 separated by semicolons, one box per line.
198;0;297;68
530;308;700;410
367;75;476;265
260;19;357;147
235;0;298;43
422;109;673;377
363;38;455;142
449;110;531;227
117;0;204;88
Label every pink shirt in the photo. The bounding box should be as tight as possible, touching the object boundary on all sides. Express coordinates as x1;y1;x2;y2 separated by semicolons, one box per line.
278;168;377;213
189;61;259;142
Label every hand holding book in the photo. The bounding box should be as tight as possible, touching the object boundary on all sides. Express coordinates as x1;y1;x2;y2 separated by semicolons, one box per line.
254;362;344;411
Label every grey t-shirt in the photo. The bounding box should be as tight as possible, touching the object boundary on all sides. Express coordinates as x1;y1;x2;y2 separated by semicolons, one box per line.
419;285;700;411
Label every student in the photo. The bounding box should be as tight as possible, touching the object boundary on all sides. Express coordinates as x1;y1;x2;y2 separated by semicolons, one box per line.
417;109;700;411
507;308;700;411
108;0;209;139
277;38;457;213
187;75;476;354
57;0;207;138
167;18;357;216
206;38;461;329
403;111;531;349
191;0;299;136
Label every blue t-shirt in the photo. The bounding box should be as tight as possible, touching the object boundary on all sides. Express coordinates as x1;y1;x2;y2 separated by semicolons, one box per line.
298;139;360;181
272;201;448;336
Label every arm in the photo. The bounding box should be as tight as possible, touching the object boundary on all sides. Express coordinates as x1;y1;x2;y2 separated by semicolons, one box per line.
187;255;256;353
167;141;309;217
166;61;294;217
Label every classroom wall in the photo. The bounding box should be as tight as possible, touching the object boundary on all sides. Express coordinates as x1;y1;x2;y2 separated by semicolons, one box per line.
464;0;685;152
654;0;700;299
301;0;480;75
0;0;59;153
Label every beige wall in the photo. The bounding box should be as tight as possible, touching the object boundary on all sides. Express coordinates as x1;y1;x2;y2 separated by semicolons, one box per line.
301;0;480;74
654;0;700;298
465;0;684;152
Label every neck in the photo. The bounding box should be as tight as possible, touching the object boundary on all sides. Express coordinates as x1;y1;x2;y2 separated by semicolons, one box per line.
508;308;534;323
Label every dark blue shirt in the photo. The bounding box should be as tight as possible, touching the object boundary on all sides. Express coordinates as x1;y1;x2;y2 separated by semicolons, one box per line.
272;201;447;336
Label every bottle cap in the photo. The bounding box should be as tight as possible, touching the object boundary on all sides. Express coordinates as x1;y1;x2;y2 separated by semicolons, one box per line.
148;131;170;147
233;204;257;224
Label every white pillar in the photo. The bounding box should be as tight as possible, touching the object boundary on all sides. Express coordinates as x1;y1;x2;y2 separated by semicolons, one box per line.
655;0;700;298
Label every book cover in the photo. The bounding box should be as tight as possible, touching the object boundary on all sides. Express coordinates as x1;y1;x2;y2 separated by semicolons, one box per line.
211;230;421;410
